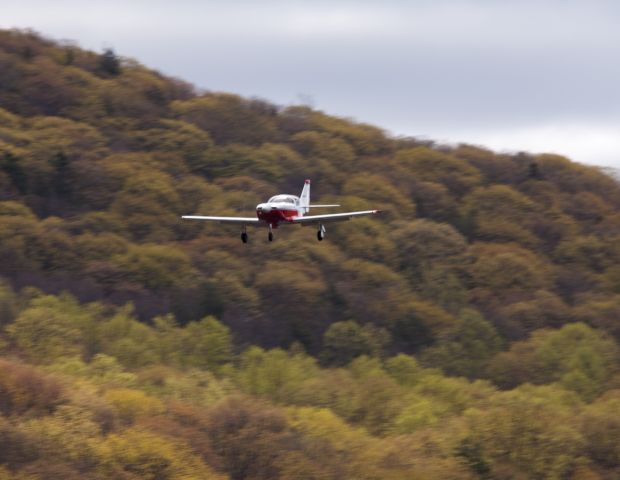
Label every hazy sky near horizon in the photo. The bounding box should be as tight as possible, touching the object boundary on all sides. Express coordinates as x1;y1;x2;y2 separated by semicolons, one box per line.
2;0;620;166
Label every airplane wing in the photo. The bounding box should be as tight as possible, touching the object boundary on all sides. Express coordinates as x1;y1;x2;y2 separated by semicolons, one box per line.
182;216;263;226
291;210;381;225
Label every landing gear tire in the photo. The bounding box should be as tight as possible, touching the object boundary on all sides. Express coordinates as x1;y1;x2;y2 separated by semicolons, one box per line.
317;230;324;241
268;232;274;242
241;232;248;243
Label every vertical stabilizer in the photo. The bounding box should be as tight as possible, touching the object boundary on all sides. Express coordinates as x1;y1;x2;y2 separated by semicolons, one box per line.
300;179;311;214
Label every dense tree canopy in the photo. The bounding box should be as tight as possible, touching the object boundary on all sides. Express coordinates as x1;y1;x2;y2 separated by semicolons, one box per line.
0;29;619;478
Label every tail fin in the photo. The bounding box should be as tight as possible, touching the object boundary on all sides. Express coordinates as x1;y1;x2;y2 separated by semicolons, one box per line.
300;179;311;214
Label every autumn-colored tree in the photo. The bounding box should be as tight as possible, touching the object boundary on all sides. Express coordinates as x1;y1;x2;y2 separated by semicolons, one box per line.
203;396;298;480
94;428;225;479
0;358;64;416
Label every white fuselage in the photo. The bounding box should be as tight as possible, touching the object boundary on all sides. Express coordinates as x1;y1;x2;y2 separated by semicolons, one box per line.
256;194;303;226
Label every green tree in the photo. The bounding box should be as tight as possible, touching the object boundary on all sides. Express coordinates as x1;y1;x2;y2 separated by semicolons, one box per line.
235;347;319;403
0;212;42;273
421;309;502;378
464;387;585;479
343;173;415;218
110;244;198;291
96;305;160;368
6;293;98;362
460;184;539;245
134;119;214;172
574;295;620;341
94;428;224;479
384;354;424;387
254;261;328;349
171;93;278;145
321;320;390;366
468;243;552;312
395;146;482;195
334;258;415;331
104;388;164;424
496;291;573;340
392;299;458;350
390;219;468;309
176;316;233;370
487;323;619;400
581;391;620;469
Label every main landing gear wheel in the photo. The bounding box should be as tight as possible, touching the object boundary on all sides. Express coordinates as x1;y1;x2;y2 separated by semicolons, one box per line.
317;224;325;241
268;232;274;242
241;232;248;243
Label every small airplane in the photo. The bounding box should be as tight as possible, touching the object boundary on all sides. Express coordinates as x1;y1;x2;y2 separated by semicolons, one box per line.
182;179;381;242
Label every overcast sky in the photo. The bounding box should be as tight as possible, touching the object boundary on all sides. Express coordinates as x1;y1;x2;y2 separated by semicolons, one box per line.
2;0;620;166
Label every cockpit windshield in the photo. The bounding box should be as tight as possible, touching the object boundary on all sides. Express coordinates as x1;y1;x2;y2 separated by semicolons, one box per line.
268;195;298;204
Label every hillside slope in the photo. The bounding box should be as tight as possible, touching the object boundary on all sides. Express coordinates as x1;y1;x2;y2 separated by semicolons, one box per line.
0;29;619;479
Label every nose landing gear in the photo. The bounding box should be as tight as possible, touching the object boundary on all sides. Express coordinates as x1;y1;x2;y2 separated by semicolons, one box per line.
268;224;274;242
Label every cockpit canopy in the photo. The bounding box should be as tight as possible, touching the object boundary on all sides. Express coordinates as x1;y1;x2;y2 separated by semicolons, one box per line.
268;195;298;205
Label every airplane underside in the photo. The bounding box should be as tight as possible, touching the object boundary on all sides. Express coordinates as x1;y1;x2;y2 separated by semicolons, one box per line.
240;220;326;243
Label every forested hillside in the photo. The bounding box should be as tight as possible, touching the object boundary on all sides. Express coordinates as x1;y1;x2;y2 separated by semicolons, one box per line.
0;29;619;479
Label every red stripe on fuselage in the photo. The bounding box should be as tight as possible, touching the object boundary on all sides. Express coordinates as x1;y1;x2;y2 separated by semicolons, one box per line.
256;209;299;226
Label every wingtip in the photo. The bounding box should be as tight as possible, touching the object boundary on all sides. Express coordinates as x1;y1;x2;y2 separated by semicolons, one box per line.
305;179;311;184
